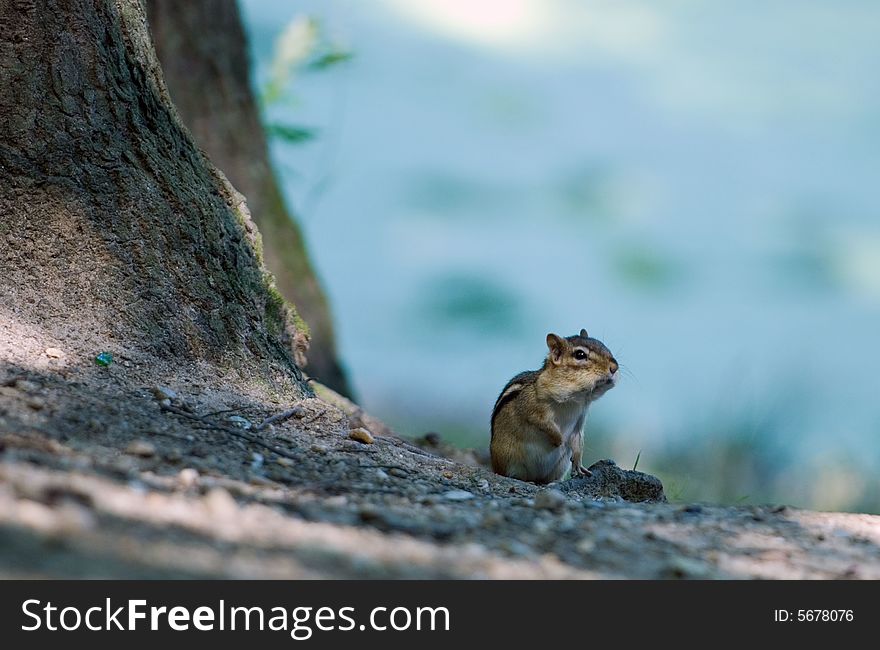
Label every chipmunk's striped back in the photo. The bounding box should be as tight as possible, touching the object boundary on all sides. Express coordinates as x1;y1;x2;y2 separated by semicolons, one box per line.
490;370;538;439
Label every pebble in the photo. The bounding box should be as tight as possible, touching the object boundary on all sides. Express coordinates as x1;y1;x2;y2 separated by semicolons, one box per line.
442;490;475;501
250;453;264;471
159;398;171;408
375;468;390;481
126;440;156;457
177;468;199;488
310;444;328;454
44;347;64;358
475;478;490;490
276;457;295;467
533;488;567;511
388;467;408;478
150;386;177;400
27;397;47;410
228;415;252;430
441;470;454;479
576;537;596;554
349;427;375;444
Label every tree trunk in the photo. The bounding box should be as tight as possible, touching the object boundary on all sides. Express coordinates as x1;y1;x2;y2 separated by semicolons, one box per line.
0;0;306;390
145;0;352;396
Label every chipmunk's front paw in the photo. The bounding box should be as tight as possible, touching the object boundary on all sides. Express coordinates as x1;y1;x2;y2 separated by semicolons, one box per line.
571;465;593;478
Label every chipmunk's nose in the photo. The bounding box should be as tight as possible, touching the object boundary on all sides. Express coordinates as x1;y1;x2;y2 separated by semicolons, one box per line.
609;359;619;375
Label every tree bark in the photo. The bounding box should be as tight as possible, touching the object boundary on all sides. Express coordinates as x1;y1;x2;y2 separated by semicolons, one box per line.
0;0;306;389
145;0;351;396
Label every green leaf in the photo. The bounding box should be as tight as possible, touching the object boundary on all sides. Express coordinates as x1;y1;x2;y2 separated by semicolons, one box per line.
307;50;353;71
266;123;318;144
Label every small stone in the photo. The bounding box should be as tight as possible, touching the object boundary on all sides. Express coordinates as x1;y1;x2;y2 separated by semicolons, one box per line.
349;427;375;444
442;490;475;501
150;385;177;400
475;478;490;490
534;488;567;511
442;470;454;479
276;457;294;467
126;440;156;457
94;352;113;366
227;415;252;430
388;467;408;478
177;468;199;488
250;452;264;471
45;347;64;358
576;538;596;554
310;444;328;454
27;397;47;410
375;468;390;481
159;398;171;408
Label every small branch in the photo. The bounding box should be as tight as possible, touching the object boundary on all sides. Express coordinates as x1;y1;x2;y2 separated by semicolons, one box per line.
254;406;306;431
161;404;299;462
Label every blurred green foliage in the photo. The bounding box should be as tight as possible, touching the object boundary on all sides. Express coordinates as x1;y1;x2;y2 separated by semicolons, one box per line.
261;15;352;144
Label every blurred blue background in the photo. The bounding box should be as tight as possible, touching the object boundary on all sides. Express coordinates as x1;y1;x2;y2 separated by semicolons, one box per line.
240;0;880;512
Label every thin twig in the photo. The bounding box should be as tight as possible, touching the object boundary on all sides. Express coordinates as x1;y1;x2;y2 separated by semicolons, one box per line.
201;407;243;419
161;404;299;461
254;406;305;431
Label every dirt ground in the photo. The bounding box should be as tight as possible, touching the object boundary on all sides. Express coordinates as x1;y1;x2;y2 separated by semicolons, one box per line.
1;331;880;579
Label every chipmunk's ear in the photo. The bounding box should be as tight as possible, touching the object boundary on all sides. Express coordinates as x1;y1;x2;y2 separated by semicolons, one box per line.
546;333;565;364
579;328;589;338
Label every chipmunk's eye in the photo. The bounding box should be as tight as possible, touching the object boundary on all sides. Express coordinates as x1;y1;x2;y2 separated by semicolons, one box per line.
573;349;588;360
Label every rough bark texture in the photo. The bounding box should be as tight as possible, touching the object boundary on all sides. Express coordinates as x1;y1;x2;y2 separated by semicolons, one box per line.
0;0;306;388
145;0;351;396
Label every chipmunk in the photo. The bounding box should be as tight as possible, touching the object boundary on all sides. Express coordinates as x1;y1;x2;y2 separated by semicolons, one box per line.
490;329;618;484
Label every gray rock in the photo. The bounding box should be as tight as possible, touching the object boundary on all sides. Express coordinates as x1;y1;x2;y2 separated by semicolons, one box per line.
126;440;156;457
442;490;476;501
227;415;252;430
558;459;666;503
533;488;567;511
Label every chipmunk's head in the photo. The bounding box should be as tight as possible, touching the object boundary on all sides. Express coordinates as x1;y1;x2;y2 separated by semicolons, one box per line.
542;328;619;400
